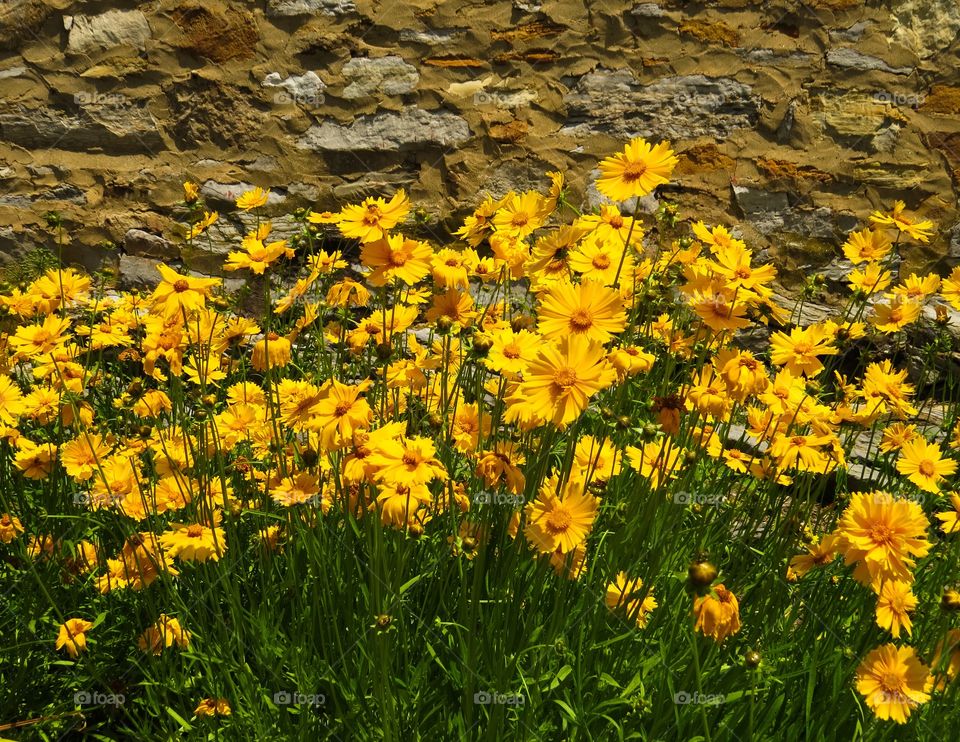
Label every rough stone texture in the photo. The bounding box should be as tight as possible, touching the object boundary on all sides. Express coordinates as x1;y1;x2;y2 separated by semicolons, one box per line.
266;0;357;17
0;0;956;289
297;109;471;152
341;56;420;99
263;71;326;105
0;0;52;51
124;229;176;259
65;11;151;56
563;72;760;140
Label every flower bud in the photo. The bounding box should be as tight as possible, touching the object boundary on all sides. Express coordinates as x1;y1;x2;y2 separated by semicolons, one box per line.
687;561;718;589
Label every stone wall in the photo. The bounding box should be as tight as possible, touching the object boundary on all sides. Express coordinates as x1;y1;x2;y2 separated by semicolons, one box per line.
1;0;959;288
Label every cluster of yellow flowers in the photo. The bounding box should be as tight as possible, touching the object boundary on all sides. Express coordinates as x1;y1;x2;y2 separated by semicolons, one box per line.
1;136;958;725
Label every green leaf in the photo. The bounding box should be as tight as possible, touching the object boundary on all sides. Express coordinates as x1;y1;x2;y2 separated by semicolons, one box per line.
165;708;193;731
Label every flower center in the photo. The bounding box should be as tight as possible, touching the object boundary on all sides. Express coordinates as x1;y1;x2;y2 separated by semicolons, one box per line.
545;506;573;533
869;523;894;545
173;280;190;293
622;161;648;183
502;343;522;359
186;524;203;538
879;672;904;694
890;309;903;323
918;460;936;477
592;254;611;270
402;452;420;467
553;368;578;388
334;402;351;417
570;309;593;331
510;213;529;228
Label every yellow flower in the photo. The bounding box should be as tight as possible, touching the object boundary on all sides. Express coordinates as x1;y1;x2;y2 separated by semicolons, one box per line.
485;328;542;377
368;436;448;486
769;432;833;473
14;439;58;480
450;402;491;453
431;247;477;289
707;243;777;292
788;534;837;578
625;438;685;490
56;618;94;658
596;137;678;201
309;379;372;451
538;279;627;344
183;181;199;203
890;273;940;303
688;290;752;332
605;572;657;627
931;630;960;687
769;324;838;377
869;200;935;242
608;345;656;378
224;234;292;274
235;186;270;211
524;475;598;554
842;228;893;264
693;584;741;642
338;190;410;243
849;262;892;295
872;296;921;333
574;435;622;482
251;333;292;372
856;644;930;723
941;266;960;310
138;614;191;655
151;265;220;320
492;191;546;239
187;210;218;239
60;434;112;482
862;360;918;419
476;442;526;494
194;698;231;717
516;336;617;428
935;492;960;533
360;233;433;286
271;471;323;507
0;375;24;425
0;512;24;543
879;423;920;453
160;516;226;562
568;235;633;284
896;437;956;493
875;580;917;638
834;492;931;586
9;315;72;359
